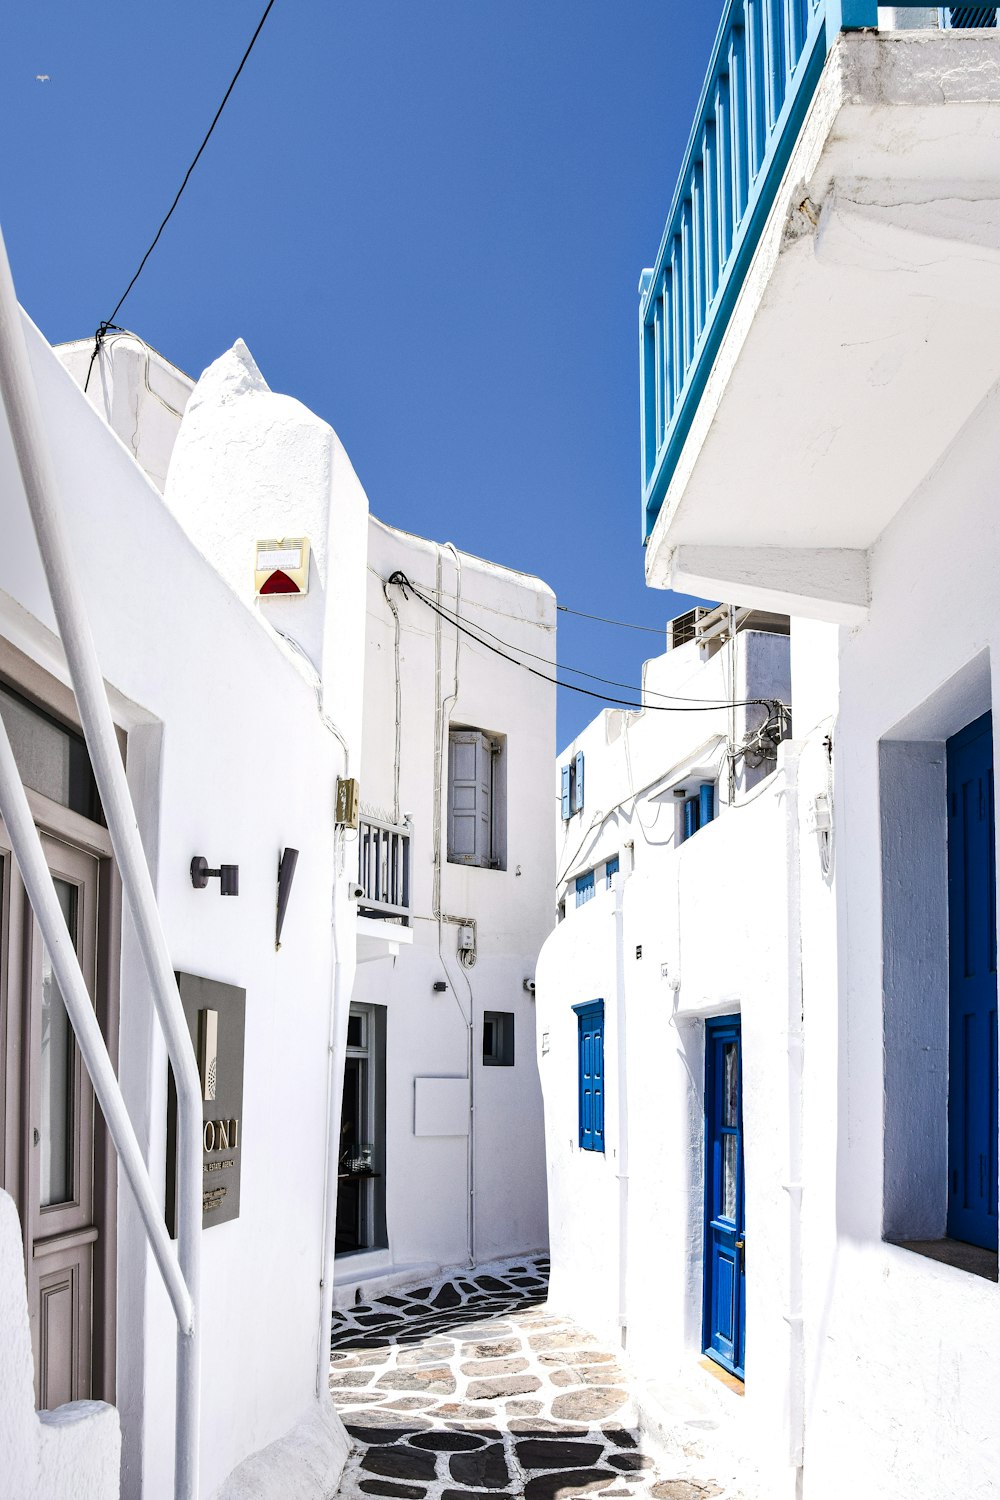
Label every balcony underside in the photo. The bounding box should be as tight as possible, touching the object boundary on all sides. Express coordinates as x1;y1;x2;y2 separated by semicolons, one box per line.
646;29;1000;620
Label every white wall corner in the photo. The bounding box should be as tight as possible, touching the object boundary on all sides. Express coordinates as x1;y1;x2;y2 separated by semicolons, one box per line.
669;545;869;625
212;1397;350;1500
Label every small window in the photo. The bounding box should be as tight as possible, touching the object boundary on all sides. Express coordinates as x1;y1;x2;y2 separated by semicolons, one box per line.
447;727;507;870
678;781;716;845
482;1010;515;1067
605;855;619;888
0;682;102;822
573;1000;605;1152
575;870;595;908
560;751;585;820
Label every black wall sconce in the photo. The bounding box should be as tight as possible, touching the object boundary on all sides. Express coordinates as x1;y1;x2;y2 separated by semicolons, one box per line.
191;857;239;896
276;847;299;950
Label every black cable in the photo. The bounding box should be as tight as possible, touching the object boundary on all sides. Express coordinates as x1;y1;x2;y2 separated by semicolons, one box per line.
410;578;750;709
388;571;780;717
84;0;278;392
556;603;665;634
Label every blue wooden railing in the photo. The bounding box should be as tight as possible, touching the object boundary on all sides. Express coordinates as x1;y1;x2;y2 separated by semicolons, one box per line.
639;1;938;540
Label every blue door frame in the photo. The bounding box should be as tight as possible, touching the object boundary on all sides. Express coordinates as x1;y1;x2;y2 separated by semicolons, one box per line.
703;1015;745;1379
947;712;998;1252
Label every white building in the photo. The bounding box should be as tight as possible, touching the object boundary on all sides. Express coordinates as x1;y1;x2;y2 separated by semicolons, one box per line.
536;609;794;1490
0;236;553;1498
540;6;1000;1500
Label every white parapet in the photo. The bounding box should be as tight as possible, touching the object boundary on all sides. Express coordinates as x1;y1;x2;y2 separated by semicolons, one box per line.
0;1189;120;1500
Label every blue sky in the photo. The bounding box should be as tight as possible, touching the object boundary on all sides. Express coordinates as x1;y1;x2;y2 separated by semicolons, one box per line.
1;2;719;745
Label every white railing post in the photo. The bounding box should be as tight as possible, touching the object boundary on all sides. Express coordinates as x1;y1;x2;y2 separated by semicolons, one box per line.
0;225;202;1500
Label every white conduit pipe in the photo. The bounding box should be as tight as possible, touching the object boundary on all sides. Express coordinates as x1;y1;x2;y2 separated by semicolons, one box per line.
0;227;203;1500
0;717;194;1333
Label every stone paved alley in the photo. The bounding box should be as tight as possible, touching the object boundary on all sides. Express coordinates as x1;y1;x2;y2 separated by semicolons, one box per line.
329;1258;737;1500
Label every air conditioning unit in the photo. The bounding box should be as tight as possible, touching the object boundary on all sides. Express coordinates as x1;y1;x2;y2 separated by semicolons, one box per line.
666;607;709;651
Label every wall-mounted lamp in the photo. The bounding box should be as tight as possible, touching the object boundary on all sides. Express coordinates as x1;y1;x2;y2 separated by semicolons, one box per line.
191;857;239;896
276;847;299;950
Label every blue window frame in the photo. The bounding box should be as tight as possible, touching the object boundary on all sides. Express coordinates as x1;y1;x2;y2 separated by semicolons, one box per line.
573;1001;604;1152
575;869;595;907
561;753;586;820
679;781;716;844
605;854;619;888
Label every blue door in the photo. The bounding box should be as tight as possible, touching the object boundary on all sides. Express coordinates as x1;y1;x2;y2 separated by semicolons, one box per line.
947;712;998;1252
703;1016;745;1378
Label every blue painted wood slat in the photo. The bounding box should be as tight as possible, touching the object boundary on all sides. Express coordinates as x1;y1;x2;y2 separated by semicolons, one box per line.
946;712;998;1252
639;0;910;540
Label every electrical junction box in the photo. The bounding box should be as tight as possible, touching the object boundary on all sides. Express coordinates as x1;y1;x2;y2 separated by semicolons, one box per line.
457;924;475;954
335;777;360;829
254;537;310;596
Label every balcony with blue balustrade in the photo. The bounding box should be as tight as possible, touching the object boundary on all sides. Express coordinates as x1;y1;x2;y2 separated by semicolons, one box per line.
639;3;1000;623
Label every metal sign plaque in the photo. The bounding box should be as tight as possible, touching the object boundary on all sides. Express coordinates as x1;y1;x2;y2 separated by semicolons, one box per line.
166;972;246;1234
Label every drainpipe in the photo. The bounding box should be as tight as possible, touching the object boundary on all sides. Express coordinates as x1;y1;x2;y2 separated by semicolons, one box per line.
0;226;203;1500
781;745;806;1477
614;841;632;1348
317;838;355;1394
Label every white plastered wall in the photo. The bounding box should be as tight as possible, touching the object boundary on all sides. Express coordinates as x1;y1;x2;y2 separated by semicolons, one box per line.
801;379;1000;1500
348;521;555;1276
0;318;362;1500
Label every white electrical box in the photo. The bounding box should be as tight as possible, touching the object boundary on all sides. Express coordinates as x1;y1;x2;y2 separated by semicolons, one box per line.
457;924;475;953
413;1076;470;1137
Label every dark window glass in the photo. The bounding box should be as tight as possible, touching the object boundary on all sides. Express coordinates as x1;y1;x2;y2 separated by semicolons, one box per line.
0;684;101;822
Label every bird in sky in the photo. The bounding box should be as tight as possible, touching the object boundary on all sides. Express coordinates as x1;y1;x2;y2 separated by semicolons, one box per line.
35;74;50;83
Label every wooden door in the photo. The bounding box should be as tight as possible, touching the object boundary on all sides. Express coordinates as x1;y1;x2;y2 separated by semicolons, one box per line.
703;1015;745;1379
947;711;998;1252
25;835;101;1408
0;815;105;1409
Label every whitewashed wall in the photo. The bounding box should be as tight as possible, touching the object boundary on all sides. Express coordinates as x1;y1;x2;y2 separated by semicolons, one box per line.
347;520;555;1282
800;380;1000;1500
537;630;807;1497
0;318;359;1499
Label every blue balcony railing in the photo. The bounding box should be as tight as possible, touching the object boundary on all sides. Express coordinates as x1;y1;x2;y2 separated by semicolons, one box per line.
639;1;936;541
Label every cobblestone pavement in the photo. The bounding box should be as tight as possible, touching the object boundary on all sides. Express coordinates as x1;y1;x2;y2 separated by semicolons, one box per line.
329;1256;728;1500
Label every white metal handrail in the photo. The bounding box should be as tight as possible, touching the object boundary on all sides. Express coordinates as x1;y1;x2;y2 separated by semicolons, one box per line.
0;226;203;1500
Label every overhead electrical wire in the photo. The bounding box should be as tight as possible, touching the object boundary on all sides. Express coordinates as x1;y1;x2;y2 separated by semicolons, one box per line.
402;579;754;708
556;603;665;634
387;571;783;717
84;0;278;393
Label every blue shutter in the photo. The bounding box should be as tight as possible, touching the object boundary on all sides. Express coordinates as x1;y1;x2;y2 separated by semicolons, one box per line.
946;712;998;1251
941;7;998;27
561;764;571;820
574;1001;605;1152
573;752;585;813
683;795;699;843
575;869;595;907
699;782;715;827
605;854;619;888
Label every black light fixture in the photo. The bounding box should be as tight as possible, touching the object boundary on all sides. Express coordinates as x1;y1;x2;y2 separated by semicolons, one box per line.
275;847;299;950
191;856;239;895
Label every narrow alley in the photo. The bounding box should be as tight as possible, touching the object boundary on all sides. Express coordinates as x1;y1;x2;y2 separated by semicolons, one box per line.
328;1259;736;1500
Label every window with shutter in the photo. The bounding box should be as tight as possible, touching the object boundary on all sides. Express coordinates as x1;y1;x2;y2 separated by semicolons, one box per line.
573;1000;605;1152
447;727;507;869
575;869;595;907
605;855;619;888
